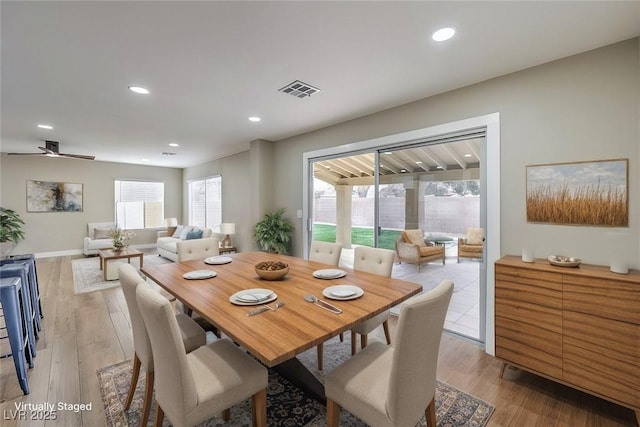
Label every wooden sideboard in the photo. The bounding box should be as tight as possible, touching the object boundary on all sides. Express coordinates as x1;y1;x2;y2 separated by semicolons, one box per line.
495;256;639;424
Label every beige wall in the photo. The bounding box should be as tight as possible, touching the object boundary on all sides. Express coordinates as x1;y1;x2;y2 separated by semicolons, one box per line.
0;155;182;255
273;38;640;266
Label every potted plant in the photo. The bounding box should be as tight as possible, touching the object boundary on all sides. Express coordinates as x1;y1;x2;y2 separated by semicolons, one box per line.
254;208;295;254
108;228;135;252
1;207;25;256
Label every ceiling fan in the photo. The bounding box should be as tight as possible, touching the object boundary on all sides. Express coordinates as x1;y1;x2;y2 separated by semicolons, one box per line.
8;140;95;160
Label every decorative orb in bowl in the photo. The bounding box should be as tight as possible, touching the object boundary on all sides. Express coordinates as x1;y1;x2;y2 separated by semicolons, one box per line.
255;261;289;281
547;255;581;268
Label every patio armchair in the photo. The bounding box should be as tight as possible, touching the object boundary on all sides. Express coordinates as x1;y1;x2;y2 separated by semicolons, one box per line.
457;227;484;262
395;230;445;272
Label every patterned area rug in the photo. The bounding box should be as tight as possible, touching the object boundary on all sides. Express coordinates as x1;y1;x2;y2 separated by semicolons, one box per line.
72;253;170;294
98;336;494;426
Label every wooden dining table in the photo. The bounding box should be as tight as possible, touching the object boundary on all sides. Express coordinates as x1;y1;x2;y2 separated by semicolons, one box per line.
141;251;422;402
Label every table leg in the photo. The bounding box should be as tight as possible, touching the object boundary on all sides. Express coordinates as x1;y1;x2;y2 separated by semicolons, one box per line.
103;259;108;281
273;357;326;404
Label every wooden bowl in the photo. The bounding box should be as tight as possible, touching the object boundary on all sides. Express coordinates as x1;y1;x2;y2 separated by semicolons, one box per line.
255;261;289;281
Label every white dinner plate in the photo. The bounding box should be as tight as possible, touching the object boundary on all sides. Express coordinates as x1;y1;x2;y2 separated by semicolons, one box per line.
322;285;364;300
230;288;277;306
313;269;347;279
205;256;233;265
183;270;217;280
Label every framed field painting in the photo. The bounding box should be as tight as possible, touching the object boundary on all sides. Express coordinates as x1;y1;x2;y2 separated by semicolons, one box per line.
27;180;84;212
526;158;628;226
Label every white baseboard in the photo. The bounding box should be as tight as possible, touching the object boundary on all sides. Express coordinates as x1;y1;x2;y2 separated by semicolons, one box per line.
34;243;157;259
35;249;83;259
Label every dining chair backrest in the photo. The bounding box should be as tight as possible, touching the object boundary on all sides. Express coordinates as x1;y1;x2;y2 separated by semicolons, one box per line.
387;280;453;425
353;246;395;277
119;264;153;369
309;241;343;266
176;237;219;262
136;284;198;422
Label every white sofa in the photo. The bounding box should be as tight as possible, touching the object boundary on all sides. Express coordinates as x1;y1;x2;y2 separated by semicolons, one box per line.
157;225;213;262
84;222;116;255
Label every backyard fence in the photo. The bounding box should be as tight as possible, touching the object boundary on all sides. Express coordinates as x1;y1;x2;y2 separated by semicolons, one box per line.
314;195;479;236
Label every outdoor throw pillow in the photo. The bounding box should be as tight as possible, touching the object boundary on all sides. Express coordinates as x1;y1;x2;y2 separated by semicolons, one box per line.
466;228;484;245
185;229;203;240
401;229;426;247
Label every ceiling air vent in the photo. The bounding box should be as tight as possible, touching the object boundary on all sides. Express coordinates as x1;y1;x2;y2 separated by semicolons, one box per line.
278;80;321;98
161;152;177;156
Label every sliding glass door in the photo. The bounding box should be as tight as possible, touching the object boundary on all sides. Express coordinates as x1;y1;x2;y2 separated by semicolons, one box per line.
311;152;376;252
308;133;486;342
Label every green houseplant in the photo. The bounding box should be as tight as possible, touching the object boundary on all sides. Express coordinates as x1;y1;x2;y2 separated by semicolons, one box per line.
1;208;25;244
254;208;295;254
1;208;25;256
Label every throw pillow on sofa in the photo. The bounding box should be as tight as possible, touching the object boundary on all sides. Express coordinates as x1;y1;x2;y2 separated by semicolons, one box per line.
172;225;185;238
179;226;192;240
185;229;203;240
94;227;113;239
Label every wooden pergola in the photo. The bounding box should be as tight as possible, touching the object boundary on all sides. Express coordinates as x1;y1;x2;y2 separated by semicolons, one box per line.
312;138;482;247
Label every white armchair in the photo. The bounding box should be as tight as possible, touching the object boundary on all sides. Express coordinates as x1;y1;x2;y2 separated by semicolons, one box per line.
83;222;116;256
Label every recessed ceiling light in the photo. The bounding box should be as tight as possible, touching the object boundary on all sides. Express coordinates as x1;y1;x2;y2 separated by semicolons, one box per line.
464;153;472;158
169;143;180;147
248;116;261;122
37;124;53;130
432;27;455;42
142;158;149;162
416;161;422;164
128;86;149;95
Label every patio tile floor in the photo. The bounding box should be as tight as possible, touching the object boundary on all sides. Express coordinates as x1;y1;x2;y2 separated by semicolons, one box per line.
339;245;481;341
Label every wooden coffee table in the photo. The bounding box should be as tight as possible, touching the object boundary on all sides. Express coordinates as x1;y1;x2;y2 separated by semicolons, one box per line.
98;248;143;281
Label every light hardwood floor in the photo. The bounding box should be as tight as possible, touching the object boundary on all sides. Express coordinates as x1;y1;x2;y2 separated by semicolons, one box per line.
0;255;636;426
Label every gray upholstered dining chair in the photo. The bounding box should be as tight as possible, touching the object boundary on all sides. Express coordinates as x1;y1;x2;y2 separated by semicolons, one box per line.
351;246;395;355
176;237;219;262
326;279;454;427
135;283;268;427
308;240;344;370
118;264;207;427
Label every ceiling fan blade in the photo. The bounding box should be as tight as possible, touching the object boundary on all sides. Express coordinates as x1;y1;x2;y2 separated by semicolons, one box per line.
38;146;56;155
59;153;95;160
7;142;94;160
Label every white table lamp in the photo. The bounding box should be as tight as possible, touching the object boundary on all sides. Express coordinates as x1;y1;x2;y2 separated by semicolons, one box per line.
220;223;235;248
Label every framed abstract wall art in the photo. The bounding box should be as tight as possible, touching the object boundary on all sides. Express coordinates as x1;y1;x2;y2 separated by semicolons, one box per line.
526;158;628;226
27;180;84;212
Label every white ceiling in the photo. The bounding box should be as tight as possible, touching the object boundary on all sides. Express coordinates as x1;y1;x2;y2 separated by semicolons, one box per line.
2;1;639;168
